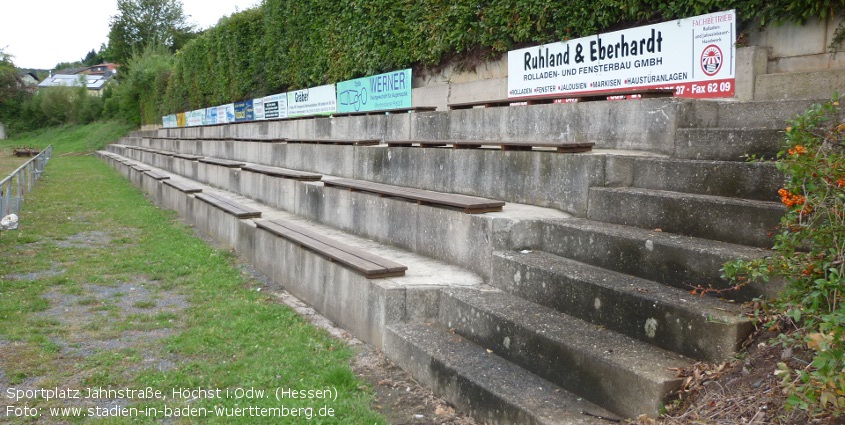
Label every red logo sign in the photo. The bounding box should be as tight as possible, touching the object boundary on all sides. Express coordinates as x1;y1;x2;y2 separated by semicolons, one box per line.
700;44;723;76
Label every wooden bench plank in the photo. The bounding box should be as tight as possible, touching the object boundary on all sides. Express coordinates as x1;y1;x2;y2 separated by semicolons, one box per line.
285;138;381;146
163;179;203;194
267;220;407;272
241;164;323;181
234;137;287;143
195;192;262;219
198;158;246;168
448;89;675;110
385;139;593;152
172;153;203;160
143;170;171;180
129;164;151;171
255;220;407;278
322;178;504;213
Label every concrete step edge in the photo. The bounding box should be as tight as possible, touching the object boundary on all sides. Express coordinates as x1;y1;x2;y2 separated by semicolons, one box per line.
587;186;783;248
383;322;619;425
590;186;783;209
537;218;777;300
490;250;753;361
439;287;688;418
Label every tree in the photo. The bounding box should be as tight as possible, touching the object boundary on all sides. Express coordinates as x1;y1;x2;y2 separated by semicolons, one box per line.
0;48;35;134
0;48;19;103
106;0;194;65
82;48;104;66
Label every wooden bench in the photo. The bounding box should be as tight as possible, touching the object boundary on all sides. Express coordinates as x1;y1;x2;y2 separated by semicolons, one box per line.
163;179;203;194
129;163;151;171
234;137;287;143
447;89;675;110
285;138;381;146
448;99;525;110
195;192;262;218
385;139;594;153
322;178;505;214
333;106;437;117
241;164;323;181
255;219;407;278
198;158;246;168
143;170;171;180
172;153;203;160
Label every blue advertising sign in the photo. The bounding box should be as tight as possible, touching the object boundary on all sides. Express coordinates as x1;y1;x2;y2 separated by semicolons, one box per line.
205;107;218;125
234;100;254;122
336;69;412;113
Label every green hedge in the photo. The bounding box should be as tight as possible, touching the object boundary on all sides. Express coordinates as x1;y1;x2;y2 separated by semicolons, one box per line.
143;0;845;123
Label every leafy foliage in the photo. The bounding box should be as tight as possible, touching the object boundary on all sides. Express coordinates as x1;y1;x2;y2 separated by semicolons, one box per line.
724;97;845;417
103;44;174;126
143;0;845;122
0;49;33;135
105;0;195;65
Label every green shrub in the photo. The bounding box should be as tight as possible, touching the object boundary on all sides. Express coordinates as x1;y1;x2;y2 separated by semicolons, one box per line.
145;0;845;124
724;97;845;417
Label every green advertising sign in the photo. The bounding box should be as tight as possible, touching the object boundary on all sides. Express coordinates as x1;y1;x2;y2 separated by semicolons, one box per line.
337;69;412;113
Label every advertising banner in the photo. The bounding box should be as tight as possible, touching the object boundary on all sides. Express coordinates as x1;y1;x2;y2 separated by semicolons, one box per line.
205;107;218;125
186;109;205;127
234;100;254;122
176;113;186;128
262;93;287;120
162;114;177;128
216;104;234;124
253;98;265;120
287;84;337;118
507;10;736;99
337;69;412;113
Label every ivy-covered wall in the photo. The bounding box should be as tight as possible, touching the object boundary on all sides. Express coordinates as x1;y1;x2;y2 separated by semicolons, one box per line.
146;0;845;123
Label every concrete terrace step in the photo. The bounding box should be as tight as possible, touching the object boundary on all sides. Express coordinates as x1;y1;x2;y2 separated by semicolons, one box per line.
490;250;751;361
603;155;782;201
98;150;488;351
384;322;619;425
674;128;783;161
587;187;784;248
438;287;688;418
536;218;776;301
702;98;823;129
106;142;572;280
756;69;845;102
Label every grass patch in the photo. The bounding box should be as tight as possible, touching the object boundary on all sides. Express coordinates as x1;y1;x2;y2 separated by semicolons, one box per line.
0;123;385;424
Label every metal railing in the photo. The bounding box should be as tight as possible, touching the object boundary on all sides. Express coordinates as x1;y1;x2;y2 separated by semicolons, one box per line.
0;145;53;220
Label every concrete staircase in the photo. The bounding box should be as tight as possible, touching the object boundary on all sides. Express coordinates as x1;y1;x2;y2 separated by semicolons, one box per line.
101;96;820;423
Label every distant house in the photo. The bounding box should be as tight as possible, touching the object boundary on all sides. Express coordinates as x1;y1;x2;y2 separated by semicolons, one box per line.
38;63;119;96
18;72;39;87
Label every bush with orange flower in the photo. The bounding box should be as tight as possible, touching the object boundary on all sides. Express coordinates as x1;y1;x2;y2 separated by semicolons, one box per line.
723;96;845;417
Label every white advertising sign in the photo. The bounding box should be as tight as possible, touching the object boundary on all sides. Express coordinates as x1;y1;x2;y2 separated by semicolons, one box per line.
286;84;337;118
217;104;235;124
186;109;205;127
253;97;265;120
508;10;736;99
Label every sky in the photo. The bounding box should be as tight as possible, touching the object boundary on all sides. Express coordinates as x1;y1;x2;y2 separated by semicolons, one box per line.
0;0;260;70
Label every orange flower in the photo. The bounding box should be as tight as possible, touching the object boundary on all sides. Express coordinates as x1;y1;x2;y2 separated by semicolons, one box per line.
788;145;807;156
778;188;806;207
